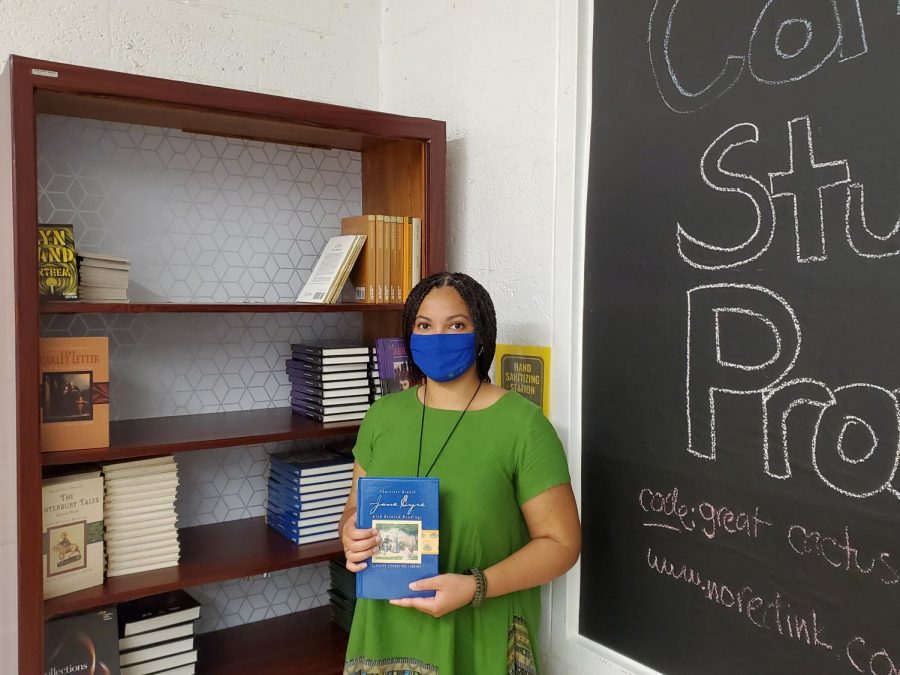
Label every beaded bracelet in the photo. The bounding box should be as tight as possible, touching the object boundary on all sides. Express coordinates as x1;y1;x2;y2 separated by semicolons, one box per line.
464;567;487;608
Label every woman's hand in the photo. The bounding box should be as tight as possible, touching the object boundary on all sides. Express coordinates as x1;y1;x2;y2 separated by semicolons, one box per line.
341;509;379;573
388;573;476;618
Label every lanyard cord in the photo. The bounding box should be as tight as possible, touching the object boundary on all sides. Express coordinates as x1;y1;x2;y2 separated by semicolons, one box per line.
416;379;483;478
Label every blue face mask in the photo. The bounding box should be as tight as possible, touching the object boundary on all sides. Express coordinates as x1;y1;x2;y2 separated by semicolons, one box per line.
410;332;478;382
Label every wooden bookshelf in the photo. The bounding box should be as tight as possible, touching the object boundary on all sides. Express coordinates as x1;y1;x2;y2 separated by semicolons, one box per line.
4;54;446;672
196;606;347;675
41;408;360;466
40;302;405;314
44;517;343;619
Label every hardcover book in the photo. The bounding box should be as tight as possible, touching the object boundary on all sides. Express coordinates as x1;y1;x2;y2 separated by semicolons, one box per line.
38;223;78;300
340;214;377;303
39;336;110;452
118;590;201;637
355;476;439;600
42;471;104;600
44;606;120;675
374;337;422;395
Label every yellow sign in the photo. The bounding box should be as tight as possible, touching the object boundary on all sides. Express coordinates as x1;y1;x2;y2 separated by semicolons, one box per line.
495;344;551;416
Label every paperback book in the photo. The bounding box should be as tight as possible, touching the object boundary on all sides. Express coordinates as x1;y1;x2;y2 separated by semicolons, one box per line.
38;223;78;300
39;336;110;452
44;606;120;675
355;476;439;600
42;470;104;600
374;337;422;395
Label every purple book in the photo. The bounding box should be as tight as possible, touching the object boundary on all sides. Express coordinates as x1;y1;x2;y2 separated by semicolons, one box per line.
374;337;423;395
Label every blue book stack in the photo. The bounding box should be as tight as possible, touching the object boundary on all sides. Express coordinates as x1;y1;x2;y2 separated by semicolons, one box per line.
285;341;375;424
355;476;439;600
266;448;355;544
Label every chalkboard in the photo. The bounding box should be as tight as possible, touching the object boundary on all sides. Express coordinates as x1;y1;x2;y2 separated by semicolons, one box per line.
582;2;900;674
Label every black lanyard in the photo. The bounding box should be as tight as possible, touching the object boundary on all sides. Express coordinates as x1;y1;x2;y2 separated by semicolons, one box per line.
416;380;483;478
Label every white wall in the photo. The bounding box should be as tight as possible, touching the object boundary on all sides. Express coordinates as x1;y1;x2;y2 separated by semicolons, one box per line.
0;0;380;108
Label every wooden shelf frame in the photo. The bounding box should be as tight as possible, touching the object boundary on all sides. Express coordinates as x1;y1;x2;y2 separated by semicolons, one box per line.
196;606;348;675
39;302;406;314
41;407;360;466
5;54;445;673
44;517;343;619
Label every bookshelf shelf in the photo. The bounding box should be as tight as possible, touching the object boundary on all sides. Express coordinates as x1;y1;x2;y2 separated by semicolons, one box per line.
40;302;405;314
196;606;347;675
44;517;343;619
41;408;361;466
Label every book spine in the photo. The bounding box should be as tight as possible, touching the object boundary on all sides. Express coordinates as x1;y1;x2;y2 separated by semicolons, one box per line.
412;217;422;287
376;215;385;304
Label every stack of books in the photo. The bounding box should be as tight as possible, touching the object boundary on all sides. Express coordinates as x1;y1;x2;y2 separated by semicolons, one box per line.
328;557;357;631
266;448;354;544
78;252;130;303
118;590;201;675
286;342;373;424
103;457;180;577
370;349;382;401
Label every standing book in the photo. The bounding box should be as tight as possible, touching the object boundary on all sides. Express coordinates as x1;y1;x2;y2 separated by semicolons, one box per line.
355;477;439;600
44;606;120;675
42;470;104;600
38;223;78;300
341;214;377;303
374;337;422;395
39;336;110;452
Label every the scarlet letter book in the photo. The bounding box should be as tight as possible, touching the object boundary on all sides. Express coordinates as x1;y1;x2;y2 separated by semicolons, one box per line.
44;606;120;675
355;476;439;600
40;336;110;452
42;470;104;600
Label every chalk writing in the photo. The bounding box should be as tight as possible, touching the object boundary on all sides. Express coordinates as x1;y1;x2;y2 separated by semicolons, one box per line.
787;523;900;585
639;486;773;540
649;0;869;113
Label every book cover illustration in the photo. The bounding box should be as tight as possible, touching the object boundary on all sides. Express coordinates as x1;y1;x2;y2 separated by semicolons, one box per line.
40;337;110;452
38;223;78;300
45;606;120;675
355;476;439;600
42;471;104;600
374;337;422;395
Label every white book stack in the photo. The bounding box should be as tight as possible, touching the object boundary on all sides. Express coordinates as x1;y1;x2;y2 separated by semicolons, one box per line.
371;348;382;401
78;252;130;303
102;456;180;577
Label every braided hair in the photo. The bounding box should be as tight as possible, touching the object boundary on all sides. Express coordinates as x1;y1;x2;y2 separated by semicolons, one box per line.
402;272;497;383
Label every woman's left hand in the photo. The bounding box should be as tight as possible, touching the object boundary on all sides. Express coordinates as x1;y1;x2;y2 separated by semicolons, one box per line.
388;573;476;618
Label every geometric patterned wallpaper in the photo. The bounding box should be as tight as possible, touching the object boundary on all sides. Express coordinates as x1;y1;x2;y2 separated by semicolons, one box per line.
37;115;364;633
37;115;361;303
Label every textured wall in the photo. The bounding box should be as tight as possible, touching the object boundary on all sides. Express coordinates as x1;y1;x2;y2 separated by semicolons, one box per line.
0;0;380;108
380;0;559;348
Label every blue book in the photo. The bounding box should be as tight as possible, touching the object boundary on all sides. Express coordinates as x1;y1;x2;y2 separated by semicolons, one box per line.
266;515;340;544
269;465;352;493
268;481;350;512
268;476;350;505
355;477;439;600
270;450;353;478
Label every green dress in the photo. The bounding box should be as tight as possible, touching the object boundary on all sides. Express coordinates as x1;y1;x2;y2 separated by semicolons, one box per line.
344;387;571;675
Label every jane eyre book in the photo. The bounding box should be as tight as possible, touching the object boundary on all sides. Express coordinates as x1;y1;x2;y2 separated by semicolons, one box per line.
45;606;120;675
374;337;422;395
355;476;439;599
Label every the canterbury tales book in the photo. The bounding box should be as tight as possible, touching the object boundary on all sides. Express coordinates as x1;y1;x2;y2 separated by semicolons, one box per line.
45;607;119;675
42;470;104;600
39;223;79;300
355;477;439;600
40;337;110;452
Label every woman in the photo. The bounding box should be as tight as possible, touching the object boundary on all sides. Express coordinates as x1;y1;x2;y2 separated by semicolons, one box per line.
340;272;581;675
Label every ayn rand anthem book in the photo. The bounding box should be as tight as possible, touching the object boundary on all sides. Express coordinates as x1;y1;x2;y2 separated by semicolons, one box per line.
355;477;438;600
